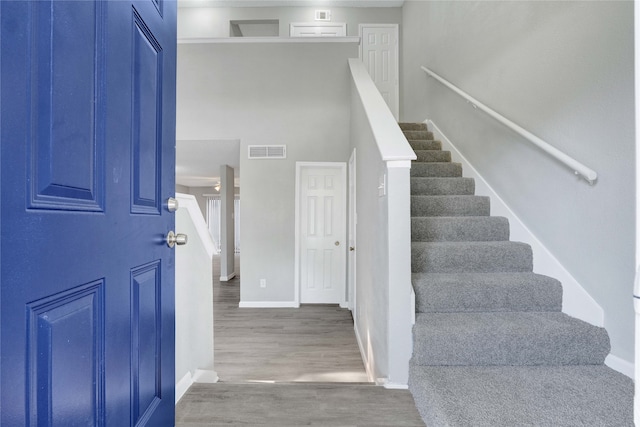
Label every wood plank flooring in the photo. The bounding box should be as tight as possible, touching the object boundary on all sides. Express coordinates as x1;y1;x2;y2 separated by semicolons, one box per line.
175;256;425;426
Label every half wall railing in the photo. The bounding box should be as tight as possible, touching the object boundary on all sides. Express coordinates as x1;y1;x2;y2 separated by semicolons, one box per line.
175;193;218;402
348;58;416;388
421;66;598;184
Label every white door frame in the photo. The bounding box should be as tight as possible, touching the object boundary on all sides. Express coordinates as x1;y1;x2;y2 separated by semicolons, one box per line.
294;162;347;307
634;1;640;421
359;23;400;120
348;149;357;314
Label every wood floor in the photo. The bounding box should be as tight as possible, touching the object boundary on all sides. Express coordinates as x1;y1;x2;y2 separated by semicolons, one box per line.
175;256;425;426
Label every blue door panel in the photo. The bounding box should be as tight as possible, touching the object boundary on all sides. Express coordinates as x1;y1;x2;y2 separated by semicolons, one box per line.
132;10;162;215
31;0;105;211
28;281;105;426
131;261;162;425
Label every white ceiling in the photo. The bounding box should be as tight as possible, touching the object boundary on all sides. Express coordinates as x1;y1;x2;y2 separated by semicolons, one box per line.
176;139;240;188
178;0;404;8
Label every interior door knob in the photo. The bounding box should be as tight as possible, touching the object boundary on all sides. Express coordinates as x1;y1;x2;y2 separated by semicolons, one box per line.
166;231;188;248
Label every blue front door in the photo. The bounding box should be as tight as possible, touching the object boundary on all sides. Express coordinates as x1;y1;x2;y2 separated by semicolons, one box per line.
1;0;177;425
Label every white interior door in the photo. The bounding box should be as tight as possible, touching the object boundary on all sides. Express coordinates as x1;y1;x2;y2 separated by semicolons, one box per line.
348;150;357;313
299;165;346;304
359;24;399;120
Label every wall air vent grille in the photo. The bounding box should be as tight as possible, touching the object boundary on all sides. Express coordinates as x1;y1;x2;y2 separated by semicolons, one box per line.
248;145;286;159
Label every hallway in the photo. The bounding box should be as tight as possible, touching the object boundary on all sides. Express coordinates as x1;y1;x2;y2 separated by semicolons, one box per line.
175;256;424;426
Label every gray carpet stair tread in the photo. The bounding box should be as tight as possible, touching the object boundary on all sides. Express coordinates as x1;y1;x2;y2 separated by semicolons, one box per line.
409;140;442;150
412;312;610;366
414;150;451;163
400;122;428;131
408;364;633;427
411;162;462;177
411;217;509;242
411;195;490;217
410;177;475;195
412;272;562;312
411;241;533;273
403;130;434;140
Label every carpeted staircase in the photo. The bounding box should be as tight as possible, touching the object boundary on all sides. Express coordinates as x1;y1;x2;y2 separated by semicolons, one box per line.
401;122;634;426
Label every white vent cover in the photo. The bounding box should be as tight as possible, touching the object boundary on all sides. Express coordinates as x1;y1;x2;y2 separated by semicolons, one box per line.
248;145;286;159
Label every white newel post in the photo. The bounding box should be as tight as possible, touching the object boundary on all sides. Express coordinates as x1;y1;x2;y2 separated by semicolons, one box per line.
385;161;413;388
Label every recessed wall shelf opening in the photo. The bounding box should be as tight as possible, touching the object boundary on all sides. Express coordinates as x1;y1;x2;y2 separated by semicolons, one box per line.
230;20;279;37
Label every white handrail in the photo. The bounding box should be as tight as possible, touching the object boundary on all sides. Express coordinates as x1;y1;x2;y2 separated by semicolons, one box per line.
421;66;598;184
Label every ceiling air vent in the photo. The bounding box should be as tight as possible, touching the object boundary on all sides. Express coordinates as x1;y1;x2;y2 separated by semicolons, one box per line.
248;145;286;159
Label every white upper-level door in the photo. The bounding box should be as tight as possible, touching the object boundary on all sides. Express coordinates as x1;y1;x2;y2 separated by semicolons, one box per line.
360;24;400;120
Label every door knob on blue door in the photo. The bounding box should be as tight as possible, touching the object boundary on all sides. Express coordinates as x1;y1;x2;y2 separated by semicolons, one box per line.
167;197;179;212
166;231;188;248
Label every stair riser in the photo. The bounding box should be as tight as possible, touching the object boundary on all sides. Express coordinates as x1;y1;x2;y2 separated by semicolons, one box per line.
411;177;475;196
414;150;451;163
409;140;442;151
411;196;490;217
403;130;434;140
412;242;533;273
399;122;428;131
412;273;562;312
411;163;462;177
412;313;610;366
411;217;509;242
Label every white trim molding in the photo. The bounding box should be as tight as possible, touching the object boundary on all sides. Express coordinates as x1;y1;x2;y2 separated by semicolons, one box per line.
175;369;219;404
220;272;236;282
605;354;634;379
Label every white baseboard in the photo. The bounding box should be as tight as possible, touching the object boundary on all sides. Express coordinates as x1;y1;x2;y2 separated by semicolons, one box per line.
220;272;236;282
384;382;409;390
175;369;219;405
175;372;193;404
354;323;375;383
238;300;299;308
605;354;634;379
427;119;604;328
193;369;219;383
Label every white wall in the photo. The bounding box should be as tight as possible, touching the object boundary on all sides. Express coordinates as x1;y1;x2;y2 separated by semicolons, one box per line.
178;6;401;38
177;41;358;304
402;1;635;364
175;193;217;402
